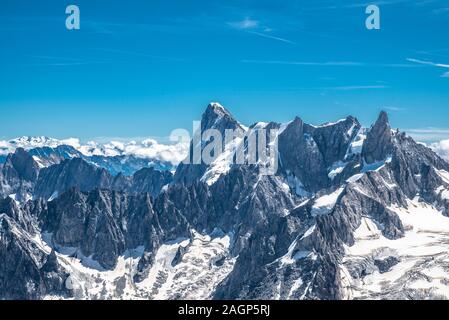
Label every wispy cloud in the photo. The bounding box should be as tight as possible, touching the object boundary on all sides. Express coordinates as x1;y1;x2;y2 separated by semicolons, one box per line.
406;58;449;77
411;48;449;60
227;17;295;45
227;17;259;30
272;84;389;92
326;85;389;91
24;49;185;67
433;7;449;14
246;31;296;45
383;106;406;112
241;59;418;68
25;55;104;67
92;48;186;62
306;0;438;10
306;0;416;10
407;58;449;68
241;60;365;66
26;55;83;62
406;128;449;142
25;54;118;67
27;60;111;67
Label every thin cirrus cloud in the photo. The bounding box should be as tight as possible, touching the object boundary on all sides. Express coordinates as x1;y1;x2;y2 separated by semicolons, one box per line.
241;59;366;66
24;49;185;67
383;106;406;112
227;18;296;45
433;7;449;14
406;58;449;77
241;59;420;68
305;0;416;11
312;0;445;10
406;128;449;143
246;31;296;45
325;85;389;91
227;17;259;30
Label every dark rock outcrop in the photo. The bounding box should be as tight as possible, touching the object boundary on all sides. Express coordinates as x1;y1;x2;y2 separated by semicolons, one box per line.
34;158;172;200
0;148;40;201
37;188;189;269
278;116;360;193
0;214;70;299
174;103;245;184
34;158;111;200
362;111;394;164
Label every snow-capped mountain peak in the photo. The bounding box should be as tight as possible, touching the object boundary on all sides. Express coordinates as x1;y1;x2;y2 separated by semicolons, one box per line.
2;105;449;301
1;136;189;167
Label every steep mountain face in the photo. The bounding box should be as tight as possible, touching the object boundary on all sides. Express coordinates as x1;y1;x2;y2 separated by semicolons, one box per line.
1;148;173;203
0;197;35;233
34;158;172;200
362;111;393;165
215;113;449;300
173;104;449;300
278;115;361;193
2;103;449;300
37;188;189;269
0;214;69;300
0;148;40;201
34;158;112;200
124;167;173;196
28;145;84;168
174;103;246;185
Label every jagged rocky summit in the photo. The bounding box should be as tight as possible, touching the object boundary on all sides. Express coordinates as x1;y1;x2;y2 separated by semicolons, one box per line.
1;102;449;300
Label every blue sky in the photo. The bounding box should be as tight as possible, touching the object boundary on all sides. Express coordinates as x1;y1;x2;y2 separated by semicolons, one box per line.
1;0;449;142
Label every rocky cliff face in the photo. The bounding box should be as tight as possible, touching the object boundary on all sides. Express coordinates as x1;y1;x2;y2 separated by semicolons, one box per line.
0;214;70;300
362;111;394;165
31;157;173;200
278;116;361;193
0;148;40;202
34;158;112;200
174;103;246;185
2;103;449;300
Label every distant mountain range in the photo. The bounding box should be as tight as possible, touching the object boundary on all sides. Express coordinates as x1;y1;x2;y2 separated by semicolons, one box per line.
0;136;189;176
1;103;449;300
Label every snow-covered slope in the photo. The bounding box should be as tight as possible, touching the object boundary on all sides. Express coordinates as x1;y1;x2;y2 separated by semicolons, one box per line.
342;198;449;299
41;230;235;300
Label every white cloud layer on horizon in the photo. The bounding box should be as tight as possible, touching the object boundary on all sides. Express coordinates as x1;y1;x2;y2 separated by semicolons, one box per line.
0;136;189;165
429;139;449;162
406;129;449;143
2;134;449;165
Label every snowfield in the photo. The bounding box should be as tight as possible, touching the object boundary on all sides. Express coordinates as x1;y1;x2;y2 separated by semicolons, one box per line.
311;187;344;216
342;198;449;300
42;230;235;300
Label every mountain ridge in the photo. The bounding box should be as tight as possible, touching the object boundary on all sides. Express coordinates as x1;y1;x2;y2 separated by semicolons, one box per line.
1;103;449;300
